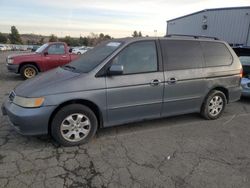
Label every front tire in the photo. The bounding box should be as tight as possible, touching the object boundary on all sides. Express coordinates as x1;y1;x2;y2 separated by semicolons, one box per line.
201;90;227;120
51;104;98;146
20;64;38;79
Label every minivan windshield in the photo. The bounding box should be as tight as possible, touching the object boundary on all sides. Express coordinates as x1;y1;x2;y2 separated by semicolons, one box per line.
36;43;49;53
64;41;123;73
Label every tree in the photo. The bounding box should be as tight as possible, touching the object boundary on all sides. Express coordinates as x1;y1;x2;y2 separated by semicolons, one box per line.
132;31;138;37
49;34;58;42
104;35;111;40
9;26;22;44
39;37;44;45
132;30;142;37
79;36;88;46
99;33;105;39
0;32;7;43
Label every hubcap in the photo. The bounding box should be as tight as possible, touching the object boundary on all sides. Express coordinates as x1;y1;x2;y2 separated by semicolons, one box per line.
60;113;91;142
24;67;36;78
208;96;223;116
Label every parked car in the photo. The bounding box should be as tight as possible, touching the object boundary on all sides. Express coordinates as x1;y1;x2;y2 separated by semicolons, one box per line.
31;45;41;52
19;45;28;51
0;44;6;51
233;47;250;97
5;45;12;51
2;36;242;146
6;42;80;79
72;46;88;54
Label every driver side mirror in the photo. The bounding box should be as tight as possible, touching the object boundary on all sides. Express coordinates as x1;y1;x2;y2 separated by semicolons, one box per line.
108;64;124;76
44;51;48;56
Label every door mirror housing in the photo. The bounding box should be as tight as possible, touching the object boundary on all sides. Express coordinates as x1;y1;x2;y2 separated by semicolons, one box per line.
44;51;48;56
108;64;124;76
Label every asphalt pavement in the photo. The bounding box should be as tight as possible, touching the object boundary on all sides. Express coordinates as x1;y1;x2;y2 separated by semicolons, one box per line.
0;51;250;188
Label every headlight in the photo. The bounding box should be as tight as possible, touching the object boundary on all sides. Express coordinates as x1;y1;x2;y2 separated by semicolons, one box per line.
13;96;44;108
7;57;14;64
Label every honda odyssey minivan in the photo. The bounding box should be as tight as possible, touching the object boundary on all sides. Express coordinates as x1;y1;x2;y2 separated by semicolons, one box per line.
2;36;242;146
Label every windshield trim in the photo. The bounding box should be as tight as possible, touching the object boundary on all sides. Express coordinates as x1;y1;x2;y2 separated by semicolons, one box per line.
35;43;49;53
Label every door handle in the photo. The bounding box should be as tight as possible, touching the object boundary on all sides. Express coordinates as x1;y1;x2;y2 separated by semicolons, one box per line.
150;79;161;86
167;78;177;84
61;56;67;58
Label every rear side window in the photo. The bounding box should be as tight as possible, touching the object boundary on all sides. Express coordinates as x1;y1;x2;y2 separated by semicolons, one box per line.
160;40;204;71
201;42;232;67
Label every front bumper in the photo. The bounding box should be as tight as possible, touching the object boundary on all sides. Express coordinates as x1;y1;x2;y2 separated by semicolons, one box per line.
2;99;56;135
242;90;250;97
6;63;19;73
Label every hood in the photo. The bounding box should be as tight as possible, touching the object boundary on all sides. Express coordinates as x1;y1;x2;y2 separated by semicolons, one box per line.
9;52;37;58
14;67;82;97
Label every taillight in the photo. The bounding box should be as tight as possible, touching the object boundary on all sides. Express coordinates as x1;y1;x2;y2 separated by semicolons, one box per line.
240;68;243;78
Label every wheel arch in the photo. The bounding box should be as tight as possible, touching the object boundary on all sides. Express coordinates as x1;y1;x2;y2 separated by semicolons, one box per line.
18;62;41;73
48;99;103;135
203;86;229;106
210;86;229;103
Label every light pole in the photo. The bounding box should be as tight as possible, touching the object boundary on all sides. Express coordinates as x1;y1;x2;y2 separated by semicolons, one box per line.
154;30;157;37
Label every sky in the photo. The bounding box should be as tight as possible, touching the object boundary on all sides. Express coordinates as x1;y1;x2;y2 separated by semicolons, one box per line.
0;0;249;38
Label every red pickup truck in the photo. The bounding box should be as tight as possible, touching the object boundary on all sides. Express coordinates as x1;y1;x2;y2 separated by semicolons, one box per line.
6;42;79;79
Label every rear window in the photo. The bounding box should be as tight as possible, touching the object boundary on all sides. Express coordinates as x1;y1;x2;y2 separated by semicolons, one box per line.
201;42;232;67
239;56;250;66
240;56;250;77
160;40;204;71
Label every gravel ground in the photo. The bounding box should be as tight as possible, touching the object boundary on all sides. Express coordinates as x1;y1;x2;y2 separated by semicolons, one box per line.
0;51;250;188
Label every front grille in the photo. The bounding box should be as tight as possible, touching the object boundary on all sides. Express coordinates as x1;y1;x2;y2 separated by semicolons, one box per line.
9;91;15;102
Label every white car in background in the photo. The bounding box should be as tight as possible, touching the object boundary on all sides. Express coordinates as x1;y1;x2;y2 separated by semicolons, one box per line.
0;44;6;51
5;45;11;50
72;46;88;54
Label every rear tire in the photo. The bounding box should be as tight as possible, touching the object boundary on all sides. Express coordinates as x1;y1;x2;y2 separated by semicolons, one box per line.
201;90;227;120
20;64;38;79
51;104;98;146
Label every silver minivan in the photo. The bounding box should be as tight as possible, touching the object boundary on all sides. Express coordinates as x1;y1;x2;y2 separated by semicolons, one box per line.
2;36;242;146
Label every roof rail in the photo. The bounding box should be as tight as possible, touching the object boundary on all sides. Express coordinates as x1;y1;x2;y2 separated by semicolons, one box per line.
165;34;219;40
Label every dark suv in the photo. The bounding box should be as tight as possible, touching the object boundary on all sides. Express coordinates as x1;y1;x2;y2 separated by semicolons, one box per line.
233;47;250;97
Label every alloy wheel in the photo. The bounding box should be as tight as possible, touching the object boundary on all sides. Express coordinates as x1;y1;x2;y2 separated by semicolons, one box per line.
60;113;91;142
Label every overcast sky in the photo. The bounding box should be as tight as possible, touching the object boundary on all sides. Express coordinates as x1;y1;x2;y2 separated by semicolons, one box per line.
0;0;249;38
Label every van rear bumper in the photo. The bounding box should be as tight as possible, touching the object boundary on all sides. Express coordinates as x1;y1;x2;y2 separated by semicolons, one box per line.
228;86;242;103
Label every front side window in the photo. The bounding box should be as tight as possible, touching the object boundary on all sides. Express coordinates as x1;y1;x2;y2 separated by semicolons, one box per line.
47;44;65;55
112;41;157;74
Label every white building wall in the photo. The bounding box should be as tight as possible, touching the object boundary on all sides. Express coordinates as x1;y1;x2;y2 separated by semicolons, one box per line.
167;7;250;46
